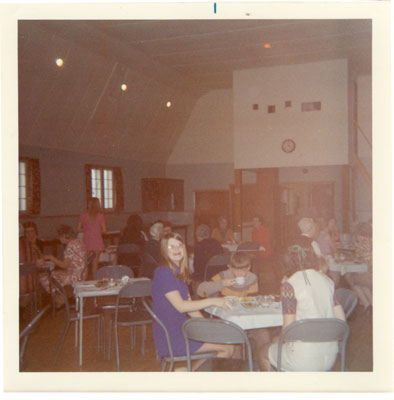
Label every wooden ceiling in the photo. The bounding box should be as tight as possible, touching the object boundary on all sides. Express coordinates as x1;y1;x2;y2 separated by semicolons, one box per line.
18;19;371;163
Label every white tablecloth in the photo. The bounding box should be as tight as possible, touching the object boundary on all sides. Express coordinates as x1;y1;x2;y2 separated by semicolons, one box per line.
328;260;368;276
222;243;266;253
205;298;283;330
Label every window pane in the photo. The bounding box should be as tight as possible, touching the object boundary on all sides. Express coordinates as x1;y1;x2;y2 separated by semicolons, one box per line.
19;161;25;174
20;198;26;211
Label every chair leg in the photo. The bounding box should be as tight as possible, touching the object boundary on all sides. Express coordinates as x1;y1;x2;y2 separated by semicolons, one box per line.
108;319;112;360
141;325;146;356
115;323;120;371
161;360;167;372
54;320;71;366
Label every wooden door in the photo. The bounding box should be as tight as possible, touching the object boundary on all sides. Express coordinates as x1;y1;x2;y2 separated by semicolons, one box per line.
194;190;230;242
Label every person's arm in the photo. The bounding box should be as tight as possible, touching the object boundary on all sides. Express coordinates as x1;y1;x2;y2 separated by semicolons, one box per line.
164;289;228;313
196;273;236;298
43;253;71;270
282;313;296;330
333;304;346;321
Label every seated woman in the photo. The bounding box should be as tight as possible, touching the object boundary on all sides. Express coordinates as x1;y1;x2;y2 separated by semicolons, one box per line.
40;225;87;307
258;246;346;371
316;217;335;257
152;232;233;371
211;216;235;244
344;221;372;313
19;221;45;307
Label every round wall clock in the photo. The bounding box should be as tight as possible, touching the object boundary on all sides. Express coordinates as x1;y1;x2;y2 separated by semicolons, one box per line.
281;139;296;153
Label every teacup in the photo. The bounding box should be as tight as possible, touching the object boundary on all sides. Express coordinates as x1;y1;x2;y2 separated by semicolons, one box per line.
235;277;246;286
121;275;130;285
108;278;116;287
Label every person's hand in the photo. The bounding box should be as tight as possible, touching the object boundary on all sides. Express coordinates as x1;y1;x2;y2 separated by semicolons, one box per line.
280;275;288;284
222;278;236;287
36;258;45;267
210;297;230;310
43;254;53;261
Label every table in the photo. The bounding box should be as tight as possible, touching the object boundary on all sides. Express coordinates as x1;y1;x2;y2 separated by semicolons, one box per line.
73;277;150;367
222;243;266;253
328;260;368;276
205;296;283;330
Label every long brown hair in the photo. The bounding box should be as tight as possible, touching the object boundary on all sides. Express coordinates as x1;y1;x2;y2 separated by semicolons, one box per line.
160;232;191;284
87;197;101;218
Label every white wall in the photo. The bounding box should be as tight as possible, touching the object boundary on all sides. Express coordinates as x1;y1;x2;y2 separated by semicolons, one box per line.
357;75;372;161
233;59;349;169
167;89;233;164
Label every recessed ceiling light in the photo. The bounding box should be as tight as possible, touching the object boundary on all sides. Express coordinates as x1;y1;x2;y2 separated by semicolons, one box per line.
121;84;127;91
55;58;64;67
166;101;172;108
264;43;272;49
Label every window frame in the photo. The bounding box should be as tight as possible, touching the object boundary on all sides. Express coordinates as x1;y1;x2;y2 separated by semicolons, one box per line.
86;164;119;213
19;157;40;215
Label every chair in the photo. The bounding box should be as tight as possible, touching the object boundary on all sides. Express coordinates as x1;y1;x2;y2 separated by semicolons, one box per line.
50;276;102;366
204;252;231;281
117;244;142;276
19;263;39;316
96;265;135;359
182;318;254;371
276;318;350;372
141;252;159;279
142;299;216;371
19;304;50;371
335;288;359;319
114;279;153;371
236;241;261;251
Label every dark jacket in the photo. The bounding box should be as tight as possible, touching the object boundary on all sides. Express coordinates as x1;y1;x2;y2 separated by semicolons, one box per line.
193;238;223;281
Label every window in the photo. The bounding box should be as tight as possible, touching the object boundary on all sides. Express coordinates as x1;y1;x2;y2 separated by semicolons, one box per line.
85;165;124;212
19;158;41;214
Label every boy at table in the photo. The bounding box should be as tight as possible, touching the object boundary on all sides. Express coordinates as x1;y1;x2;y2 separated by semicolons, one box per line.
196;252;258;298
197;252;270;360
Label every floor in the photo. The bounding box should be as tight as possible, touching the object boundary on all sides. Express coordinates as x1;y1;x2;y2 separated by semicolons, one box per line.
19;275;373;373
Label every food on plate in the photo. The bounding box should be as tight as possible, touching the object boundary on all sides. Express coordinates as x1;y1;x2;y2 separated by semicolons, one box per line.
95;278;108;288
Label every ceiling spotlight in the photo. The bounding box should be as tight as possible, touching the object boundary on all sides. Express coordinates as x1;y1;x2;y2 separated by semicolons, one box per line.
121;84;127;91
264;43;272;49
55;58;64;67
166;101;172;108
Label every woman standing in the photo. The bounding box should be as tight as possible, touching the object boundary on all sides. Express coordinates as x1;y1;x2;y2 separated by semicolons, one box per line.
258;246;345;371
40;225;87;307
78;197;106;279
152;232;233;371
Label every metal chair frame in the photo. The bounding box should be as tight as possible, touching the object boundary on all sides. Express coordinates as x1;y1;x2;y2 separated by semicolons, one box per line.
203;252;231;281
142;299;216;371
276;318;350;372
114;279;153;371
182;318;254;371
50;276;102;366
335;288;359;319
236;241;261;251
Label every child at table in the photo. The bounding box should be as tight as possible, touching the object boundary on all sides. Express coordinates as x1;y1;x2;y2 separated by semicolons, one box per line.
197;252;270;361
196;252;258;298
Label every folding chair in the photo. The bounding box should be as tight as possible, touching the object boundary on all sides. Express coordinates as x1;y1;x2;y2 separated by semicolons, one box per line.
204;253;231;281
182;318;254;371
276;318;350;371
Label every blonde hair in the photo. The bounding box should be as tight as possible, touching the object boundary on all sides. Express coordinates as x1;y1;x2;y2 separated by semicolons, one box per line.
160;232;190;284
87;197;101;217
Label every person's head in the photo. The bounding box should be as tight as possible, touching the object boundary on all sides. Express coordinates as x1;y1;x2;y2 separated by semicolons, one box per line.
297;217;316;237
281;245;326;277
160;232;190;283
126;214;143;232
162;221;173;235
196;224;211;242
23;221;39;243
228;252;251;278
56;224;76;244
87;197;101;215
252;216;264;228
150;222;164;241
218;216;228;231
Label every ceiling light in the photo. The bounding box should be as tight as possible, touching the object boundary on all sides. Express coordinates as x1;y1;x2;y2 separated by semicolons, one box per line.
264;44;272;49
55;58;64;67
121;84;127;91
166;101;172;108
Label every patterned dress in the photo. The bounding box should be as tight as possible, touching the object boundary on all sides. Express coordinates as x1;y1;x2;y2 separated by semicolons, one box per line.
40;239;87;292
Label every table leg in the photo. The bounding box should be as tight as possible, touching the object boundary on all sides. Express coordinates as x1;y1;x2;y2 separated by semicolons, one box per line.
79;296;83;368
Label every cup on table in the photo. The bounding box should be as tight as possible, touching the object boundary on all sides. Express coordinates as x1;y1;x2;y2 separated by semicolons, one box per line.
108;278;116;287
121;275;130;285
235;277;246;286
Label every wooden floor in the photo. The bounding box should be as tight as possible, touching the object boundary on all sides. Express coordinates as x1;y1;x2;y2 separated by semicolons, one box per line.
20;284;372;373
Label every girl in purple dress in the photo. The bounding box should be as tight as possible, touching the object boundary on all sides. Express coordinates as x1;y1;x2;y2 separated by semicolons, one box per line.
78;197;106;279
152;232;233;370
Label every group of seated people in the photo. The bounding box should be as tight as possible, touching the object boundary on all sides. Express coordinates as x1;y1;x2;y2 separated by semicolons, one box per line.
19;211;372;371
